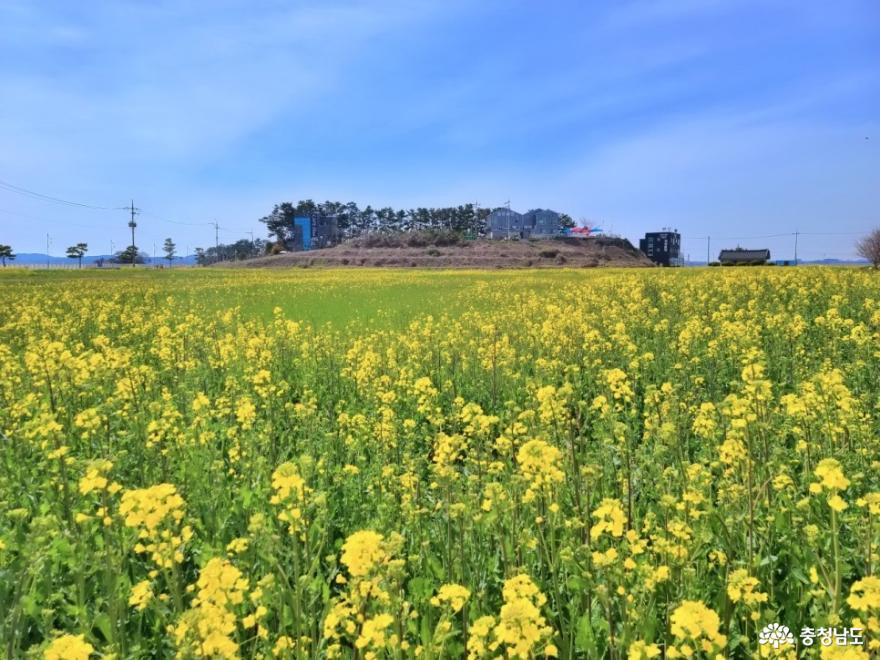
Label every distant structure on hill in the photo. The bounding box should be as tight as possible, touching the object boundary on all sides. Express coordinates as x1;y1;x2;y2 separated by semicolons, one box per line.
291;215;340;251
565;225;603;238
639;230;682;267
487;207;561;239
719;247;770;265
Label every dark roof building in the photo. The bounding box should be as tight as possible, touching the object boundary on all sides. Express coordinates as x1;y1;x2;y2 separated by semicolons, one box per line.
487;207;561;239
487;208;525;239
521;209;562;237
639;231;682;267
718;248;770;265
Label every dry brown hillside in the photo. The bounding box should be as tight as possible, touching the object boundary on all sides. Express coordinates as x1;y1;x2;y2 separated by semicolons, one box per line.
232;236;653;269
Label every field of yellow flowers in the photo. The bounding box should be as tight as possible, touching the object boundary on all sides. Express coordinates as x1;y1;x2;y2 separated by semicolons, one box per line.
0;267;878;659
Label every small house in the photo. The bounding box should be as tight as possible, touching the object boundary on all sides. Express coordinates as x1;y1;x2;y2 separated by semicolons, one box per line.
718;247;770;265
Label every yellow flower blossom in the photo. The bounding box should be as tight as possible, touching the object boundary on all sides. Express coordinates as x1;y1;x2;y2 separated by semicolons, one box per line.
44;634;94;660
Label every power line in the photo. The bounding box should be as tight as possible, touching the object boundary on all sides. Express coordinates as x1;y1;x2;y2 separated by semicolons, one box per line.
0;207;101;230
0;177;122;210
218;225;257;235
139;210;214;228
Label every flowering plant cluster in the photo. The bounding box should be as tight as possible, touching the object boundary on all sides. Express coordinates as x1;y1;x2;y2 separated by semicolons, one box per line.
0;267;878;658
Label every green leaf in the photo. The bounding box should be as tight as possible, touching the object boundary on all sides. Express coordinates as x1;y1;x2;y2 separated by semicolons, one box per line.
575;613;596;654
408;576;434;600
427;554;445;581
93;613;113;643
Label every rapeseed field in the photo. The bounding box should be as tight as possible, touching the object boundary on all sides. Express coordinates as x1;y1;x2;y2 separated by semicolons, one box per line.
0;267;878;659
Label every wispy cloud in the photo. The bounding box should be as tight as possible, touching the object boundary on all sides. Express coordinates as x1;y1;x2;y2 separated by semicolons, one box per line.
0;0;877;257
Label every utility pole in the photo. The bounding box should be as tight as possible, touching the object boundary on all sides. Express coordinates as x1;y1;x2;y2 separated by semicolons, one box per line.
794;230;799;265
707;236;711;265
213;221;220;264
46;233;50;268
127;199;139;267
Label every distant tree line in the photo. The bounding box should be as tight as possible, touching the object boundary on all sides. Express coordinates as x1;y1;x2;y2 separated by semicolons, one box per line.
195;238;267;265
259;200;568;245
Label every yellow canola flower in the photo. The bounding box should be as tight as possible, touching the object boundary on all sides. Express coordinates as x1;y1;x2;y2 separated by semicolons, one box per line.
490;574;554;659
44;634;94;660
861;492;880;515
726;569;768;607
819;647;870;659
119;483;188;568
355;613;394;650
269;461;312;534
78;460;113;495
668;600;727;657
174;558;248;659
814;458;850;491
517;439;564;502
592;548;619;567
590;498;626;541
628;640;661;660
847;576;880;611
828;494;848;512
431;583;471;613
128;579;153;610
467;615;496;659
340;530;388;577
193;557;248;608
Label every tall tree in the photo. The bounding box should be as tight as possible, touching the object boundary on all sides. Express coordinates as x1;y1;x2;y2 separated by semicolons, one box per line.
113;246;146;264
260;202;296;245
0;244;14;267
163;238;177;266
66;243;88;268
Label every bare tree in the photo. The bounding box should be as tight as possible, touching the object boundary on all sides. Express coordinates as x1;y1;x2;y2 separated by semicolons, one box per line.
856;229;880;268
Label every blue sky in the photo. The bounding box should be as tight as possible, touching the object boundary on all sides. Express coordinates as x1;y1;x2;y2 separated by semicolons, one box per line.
0;0;877;259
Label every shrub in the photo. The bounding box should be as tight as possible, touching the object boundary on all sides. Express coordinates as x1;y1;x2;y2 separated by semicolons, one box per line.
348;230;465;249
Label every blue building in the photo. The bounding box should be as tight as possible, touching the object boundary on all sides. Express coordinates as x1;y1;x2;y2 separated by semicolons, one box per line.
291;215;340;251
